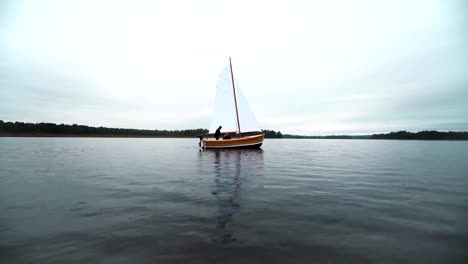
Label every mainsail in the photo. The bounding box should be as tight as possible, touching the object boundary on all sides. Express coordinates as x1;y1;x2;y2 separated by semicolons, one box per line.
209;65;260;134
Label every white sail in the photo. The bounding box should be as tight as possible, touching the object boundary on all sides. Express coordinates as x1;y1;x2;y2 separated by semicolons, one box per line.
209;65;260;134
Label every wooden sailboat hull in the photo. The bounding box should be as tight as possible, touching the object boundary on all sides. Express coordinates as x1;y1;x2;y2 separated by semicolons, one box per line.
203;134;264;149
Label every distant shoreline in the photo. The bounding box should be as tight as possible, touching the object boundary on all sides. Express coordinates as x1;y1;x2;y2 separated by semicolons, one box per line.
0;133;194;138
1;121;467;140
1;133;467;140
0;121;208;138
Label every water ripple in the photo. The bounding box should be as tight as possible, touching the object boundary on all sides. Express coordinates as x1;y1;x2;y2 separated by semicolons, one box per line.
1;138;467;263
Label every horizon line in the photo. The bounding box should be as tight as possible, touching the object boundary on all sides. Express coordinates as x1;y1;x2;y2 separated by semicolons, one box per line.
2;120;468;137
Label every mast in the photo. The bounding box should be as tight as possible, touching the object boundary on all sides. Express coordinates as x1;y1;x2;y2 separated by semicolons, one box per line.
229;57;241;134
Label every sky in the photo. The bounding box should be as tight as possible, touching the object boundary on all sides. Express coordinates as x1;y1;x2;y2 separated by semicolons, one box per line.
1;0;467;135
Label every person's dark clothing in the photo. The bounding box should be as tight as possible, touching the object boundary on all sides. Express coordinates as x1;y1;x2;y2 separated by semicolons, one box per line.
215;127;221;140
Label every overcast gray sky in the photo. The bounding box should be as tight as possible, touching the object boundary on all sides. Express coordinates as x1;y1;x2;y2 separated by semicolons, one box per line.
1;0;467;135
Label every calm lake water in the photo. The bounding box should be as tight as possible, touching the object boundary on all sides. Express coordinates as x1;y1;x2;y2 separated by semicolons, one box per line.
1;138;467;263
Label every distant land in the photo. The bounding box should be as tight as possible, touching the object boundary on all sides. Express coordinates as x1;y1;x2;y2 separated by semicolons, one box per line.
1;121;467;140
0;120;208;138
370;130;468;140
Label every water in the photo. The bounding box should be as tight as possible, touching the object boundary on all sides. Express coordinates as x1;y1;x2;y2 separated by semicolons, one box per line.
1;138;467;263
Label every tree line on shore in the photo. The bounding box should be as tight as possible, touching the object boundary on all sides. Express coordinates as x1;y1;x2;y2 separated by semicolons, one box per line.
260;129;283;138
370;130;468;140
0;121;285;138
0;121;209;137
1;121;467;140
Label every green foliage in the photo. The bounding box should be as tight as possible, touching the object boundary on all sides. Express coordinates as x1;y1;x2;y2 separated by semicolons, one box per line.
3;121;465;140
261;129;283;138
0;120;208;137
371;130;468;140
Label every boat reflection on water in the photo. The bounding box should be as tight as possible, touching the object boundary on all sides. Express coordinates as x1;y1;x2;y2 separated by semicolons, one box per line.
201;148;264;244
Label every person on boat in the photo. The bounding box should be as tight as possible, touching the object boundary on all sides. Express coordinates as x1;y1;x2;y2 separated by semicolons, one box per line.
223;133;231;140
215;126;222;140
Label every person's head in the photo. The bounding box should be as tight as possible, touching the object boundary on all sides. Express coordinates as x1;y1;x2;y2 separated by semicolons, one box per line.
218;126;222;129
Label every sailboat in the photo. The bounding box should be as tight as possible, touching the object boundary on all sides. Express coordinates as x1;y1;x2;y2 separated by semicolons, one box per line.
200;58;264;149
